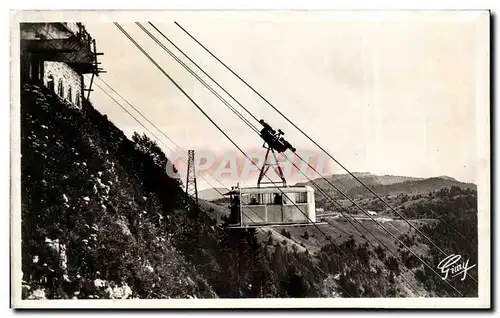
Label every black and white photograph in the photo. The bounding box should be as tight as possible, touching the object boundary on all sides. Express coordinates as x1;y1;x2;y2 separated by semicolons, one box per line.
9;10;491;309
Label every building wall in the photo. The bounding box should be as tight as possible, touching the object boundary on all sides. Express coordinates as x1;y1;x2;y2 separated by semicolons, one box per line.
20;23;97;110
21;23;74;40
43;61;83;108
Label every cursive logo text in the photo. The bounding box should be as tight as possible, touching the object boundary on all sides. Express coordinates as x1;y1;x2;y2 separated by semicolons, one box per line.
437;254;476;281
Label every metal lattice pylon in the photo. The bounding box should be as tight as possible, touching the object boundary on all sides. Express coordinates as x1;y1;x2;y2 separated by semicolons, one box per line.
185;150;198;204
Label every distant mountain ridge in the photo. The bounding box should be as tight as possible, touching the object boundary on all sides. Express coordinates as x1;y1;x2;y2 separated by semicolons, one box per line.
198;187;229;201
297;172;475;197
348;177;475;197
298;172;424;187
198;173;476;201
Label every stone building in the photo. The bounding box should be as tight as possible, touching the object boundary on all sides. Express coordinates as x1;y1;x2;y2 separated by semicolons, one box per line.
20;23;103;108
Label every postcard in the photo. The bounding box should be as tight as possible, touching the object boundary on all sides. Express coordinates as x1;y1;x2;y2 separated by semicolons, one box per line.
10;10;491;309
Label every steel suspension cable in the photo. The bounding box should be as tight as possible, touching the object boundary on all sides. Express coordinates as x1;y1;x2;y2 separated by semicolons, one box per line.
304;175;423;295
115;22;375;286
135;23;422;290
37;19;252;195
92;77;229;201
281;152;457;291
95;76;227;189
139;23;464;294
95;79;344;294
230;195;353;297
140;23;451;294
136;22;260;135
295;151;476;282
137;21;370;262
148;22;261;125
155;23;364;196
238;208;353;297
174;21;475;270
95;81;335;290
141;24;391;255
95;76;184;151
31;21;221;291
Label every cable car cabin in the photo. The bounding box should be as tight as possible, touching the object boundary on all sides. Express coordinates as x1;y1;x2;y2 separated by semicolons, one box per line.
225;185;318;228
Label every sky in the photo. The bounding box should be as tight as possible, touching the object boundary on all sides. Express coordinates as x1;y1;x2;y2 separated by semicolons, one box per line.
80;12;488;189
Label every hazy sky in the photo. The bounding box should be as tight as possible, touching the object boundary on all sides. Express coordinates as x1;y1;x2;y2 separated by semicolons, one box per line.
81;12;488;189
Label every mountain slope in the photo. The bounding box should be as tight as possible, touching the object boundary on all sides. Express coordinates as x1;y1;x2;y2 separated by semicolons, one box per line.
21;83;217;299
20;83;478;300
20;83;356;300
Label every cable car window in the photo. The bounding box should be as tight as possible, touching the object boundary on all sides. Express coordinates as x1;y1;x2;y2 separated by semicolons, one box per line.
249;194;260;205
279;192;294;205
242;194;260;205
296;192;307;203
273;193;282;205
260;193;273;205
282;196;288;204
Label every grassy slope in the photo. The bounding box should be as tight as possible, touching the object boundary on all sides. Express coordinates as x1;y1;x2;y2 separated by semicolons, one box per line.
21;83;216;299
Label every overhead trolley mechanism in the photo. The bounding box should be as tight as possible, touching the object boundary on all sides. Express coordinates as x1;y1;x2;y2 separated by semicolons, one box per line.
226;120;326;229
257;119;296;188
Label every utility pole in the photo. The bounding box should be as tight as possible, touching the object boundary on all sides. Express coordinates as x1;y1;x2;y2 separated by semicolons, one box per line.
185;149;198;205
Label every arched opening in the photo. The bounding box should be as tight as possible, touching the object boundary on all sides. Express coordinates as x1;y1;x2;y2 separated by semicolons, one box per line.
67;87;73;103
75;91;81;107
30;58;41;81
47;74;54;91
57;79;64;97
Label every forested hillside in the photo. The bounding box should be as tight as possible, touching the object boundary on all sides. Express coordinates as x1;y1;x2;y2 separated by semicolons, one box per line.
18;83;351;299
20;82;478;300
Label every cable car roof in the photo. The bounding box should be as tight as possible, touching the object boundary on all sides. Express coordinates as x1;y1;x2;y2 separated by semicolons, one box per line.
224;185;314;195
